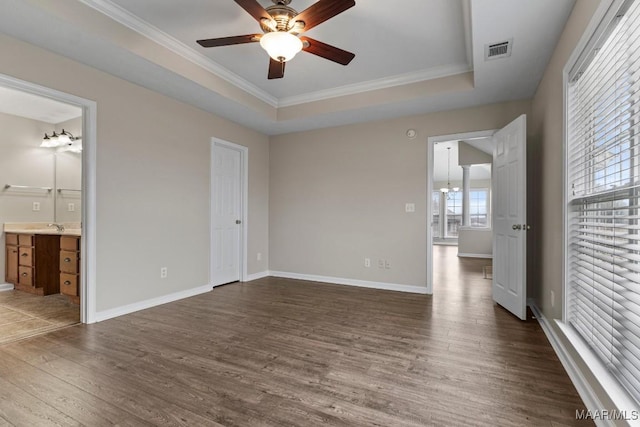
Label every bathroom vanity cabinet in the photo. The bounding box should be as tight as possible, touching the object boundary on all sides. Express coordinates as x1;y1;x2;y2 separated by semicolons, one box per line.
59;236;80;304
5;233;61;296
5;231;81;303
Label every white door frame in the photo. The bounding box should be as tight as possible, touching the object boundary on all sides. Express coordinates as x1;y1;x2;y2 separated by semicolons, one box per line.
210;138;248;286
0;74;98;324
426;130;495;294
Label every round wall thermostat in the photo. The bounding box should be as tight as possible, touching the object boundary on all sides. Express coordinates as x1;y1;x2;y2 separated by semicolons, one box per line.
406;129;417;139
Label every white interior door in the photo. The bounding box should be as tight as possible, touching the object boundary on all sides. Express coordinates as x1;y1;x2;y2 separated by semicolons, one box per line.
212;143;242;286
492;115;527;320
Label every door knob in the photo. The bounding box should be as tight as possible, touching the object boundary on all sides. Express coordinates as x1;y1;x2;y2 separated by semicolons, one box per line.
512;224;522;230
236;220;242;224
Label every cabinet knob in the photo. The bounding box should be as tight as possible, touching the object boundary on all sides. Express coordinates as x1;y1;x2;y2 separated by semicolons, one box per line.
64;280;71;285
64;258;71;263
21;272;27;277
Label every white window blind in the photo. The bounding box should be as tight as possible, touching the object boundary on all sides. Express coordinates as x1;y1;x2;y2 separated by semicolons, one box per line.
567;0;640;405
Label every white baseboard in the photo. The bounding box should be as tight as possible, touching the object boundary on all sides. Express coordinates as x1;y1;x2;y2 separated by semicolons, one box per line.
270;271;428;295
245;271;270;282
529;301;613;427
457;253;493;259
94;284;213;322
0;283;14;292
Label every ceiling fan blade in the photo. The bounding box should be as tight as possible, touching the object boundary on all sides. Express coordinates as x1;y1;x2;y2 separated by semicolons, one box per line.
268;58;285;79
301;37;355;65
197;34;261;48
293;0;355;32
234;0;272;23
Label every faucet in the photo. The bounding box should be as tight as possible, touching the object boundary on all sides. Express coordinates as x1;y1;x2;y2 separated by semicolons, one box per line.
48;223;65;232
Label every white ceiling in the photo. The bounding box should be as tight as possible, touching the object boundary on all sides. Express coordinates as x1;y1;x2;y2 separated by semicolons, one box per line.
0;0;576;135
0;86;82;124
106;0;470;101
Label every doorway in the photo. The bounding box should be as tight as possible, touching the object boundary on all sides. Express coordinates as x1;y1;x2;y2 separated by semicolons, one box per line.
0;74;97;331
210;138;248;287
427;116;528;320
427;130;495;296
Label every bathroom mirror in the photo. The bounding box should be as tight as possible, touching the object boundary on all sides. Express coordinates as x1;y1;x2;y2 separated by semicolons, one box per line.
0;89;82;226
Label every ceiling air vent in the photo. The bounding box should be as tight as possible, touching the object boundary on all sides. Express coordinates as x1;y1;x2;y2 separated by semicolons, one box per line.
485;39;512;60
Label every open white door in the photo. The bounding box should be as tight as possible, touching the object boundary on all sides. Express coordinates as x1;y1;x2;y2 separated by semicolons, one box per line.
211;142;242;286
492;115;527;320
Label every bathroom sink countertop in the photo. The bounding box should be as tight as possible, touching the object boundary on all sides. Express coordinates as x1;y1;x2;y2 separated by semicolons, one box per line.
4;222;82;236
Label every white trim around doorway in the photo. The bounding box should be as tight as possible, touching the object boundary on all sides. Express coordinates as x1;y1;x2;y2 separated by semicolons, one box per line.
0;74;98;324
210;138;248;286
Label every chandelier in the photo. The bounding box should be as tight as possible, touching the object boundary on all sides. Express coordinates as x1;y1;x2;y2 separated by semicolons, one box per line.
440;147;459;196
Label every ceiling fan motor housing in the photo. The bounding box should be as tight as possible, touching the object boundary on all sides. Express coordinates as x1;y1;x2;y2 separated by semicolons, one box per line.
262;3;300;32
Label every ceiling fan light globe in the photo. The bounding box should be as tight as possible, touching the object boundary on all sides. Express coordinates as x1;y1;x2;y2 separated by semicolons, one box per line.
260;31;302;62
440;187;449;193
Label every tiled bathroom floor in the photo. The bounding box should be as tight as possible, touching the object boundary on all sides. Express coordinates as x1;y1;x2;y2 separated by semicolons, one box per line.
0;290;79;344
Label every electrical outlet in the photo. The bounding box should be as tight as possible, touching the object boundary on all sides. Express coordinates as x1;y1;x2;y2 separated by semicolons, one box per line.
68;203;75;212
378;259;384;269
364;258;371;268
257;252;262;261
160;267;168;279
550;290;555;308
405;203;415;213
32;202;40;211
385;260;391;269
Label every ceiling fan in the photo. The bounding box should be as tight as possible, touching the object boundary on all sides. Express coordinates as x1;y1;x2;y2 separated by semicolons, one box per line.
197;0;356;79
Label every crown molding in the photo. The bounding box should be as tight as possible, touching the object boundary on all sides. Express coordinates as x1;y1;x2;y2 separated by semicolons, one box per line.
277;63;473;107
78;0;473;112
78;0;279;107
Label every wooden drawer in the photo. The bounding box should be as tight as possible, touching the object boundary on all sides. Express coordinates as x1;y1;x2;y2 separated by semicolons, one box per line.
18;247;33;266
18;266;33;287
60;236;80;251
6;233;18;245
60;273;78;296
60;251;79;274
5;245;18;284
18;234;33;246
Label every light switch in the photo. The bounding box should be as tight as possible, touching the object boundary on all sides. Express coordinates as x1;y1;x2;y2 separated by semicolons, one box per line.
405;203;415;213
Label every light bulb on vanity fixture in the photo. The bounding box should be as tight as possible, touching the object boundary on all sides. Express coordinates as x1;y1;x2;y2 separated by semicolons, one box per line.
40;129;82;152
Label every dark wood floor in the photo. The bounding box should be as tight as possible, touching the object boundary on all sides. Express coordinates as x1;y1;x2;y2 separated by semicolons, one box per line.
0;246;589;426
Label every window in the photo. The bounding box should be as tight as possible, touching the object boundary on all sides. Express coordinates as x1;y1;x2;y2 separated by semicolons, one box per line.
446;192;462;237
432;191;441;238
567;0;640;406
469;189;490;227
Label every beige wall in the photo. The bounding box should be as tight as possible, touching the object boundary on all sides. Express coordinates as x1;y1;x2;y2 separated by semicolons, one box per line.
0;34;269;312
458;229;492;257
270;100;530;287
530;0;622;416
